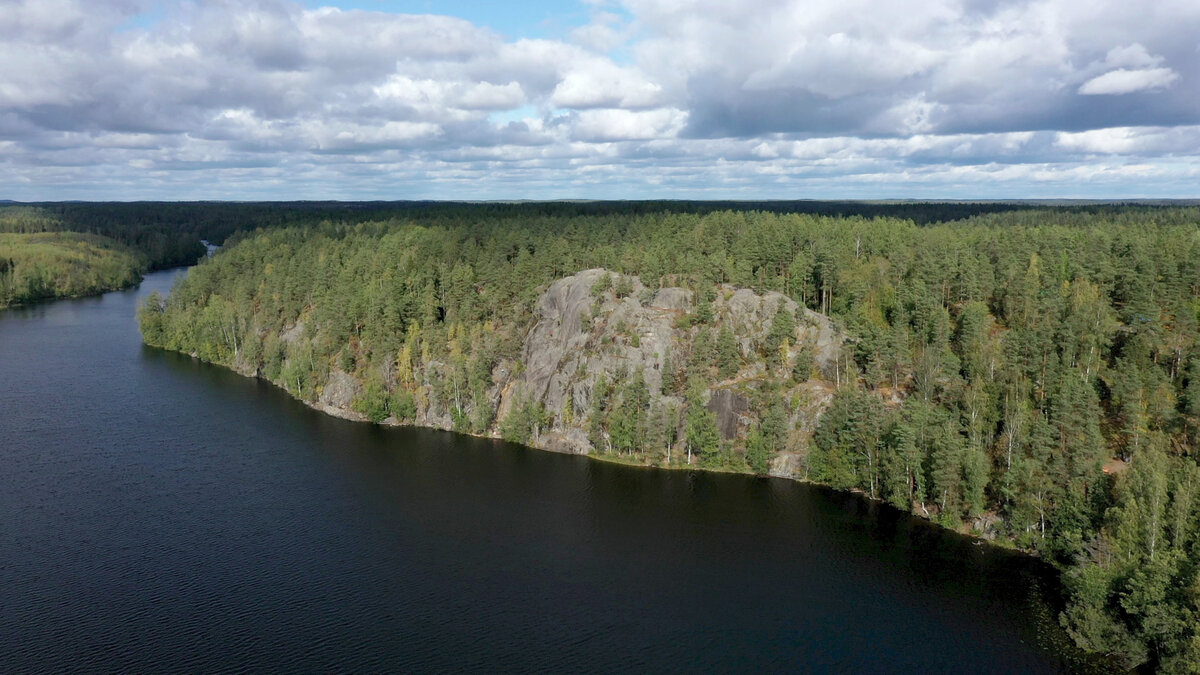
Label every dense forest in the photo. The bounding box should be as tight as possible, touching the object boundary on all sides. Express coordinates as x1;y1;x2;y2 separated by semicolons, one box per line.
137;204;1200;671
1;200;1028;306
0;231;145;308
0;205;207;270
0;205;203;306
0;199;1046;308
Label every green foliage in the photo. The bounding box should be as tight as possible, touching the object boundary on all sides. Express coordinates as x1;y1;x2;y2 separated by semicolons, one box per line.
0;205;203;273
716;325;739;380
389;389;417;423
764;304;796;369
693;285;715;325
500;395;547;445
689;329;715;375
589;375;611;452
792;339;814;382
353;370;390;424
590;273;612;297
812;388;885;492
134;202;1200;668
685;377;721;465
138;292;167;345
0;232;146;307
745;429;771;475
614;275;634;298
646;399;680;465
609;370;650;455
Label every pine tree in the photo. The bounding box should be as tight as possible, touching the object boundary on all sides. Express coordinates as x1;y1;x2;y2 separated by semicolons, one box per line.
716;325;739;379
693;285;715;325
793;338;814;382
764;303;796;370
684;376;720;465
689;328;715;375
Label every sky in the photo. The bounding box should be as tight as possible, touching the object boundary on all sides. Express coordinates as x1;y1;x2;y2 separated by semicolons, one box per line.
2;0;1199;200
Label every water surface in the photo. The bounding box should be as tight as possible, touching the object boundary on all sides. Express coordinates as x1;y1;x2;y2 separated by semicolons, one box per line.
0;269;1112;672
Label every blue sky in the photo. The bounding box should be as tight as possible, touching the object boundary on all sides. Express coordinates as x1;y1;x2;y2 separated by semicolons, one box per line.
299;1;595;39
2;0;1199;200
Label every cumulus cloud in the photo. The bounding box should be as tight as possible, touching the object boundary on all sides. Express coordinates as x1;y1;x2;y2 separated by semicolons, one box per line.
1079;68;1180;95
552;61;664;109
1;0;1199;199
624;0;1200;137
1076;43;1181;95
570;108;687;141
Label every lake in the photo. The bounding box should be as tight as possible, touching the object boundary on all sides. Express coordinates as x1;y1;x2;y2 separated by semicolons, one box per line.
0;269;1115;673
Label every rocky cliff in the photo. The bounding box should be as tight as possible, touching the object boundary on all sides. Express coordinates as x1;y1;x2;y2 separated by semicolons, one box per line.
242;269;846;478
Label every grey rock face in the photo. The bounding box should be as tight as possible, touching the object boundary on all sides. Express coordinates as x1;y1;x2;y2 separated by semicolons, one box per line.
515;269;685;436
292;268;846;462
506;269;844;456
799;307;840;377
280;320;305;344
706;388;751;440
649;287;692;311
319;369;361;409
521;268;609;406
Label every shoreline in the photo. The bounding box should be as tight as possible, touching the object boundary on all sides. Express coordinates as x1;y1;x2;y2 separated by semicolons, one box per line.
180;343;1033;558
1;259;196;311
1;276;143;310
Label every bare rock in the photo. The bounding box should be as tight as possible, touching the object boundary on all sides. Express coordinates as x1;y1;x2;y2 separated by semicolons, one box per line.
280;320;305;344
516;269;679;419
706;388;751;440
319;369;361;409
537;427;592;455
770;452;805;479
649;287;692;312
798;308;841;377
520;268;608;407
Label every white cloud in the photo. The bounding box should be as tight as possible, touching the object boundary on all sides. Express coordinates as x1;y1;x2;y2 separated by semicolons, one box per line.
308;120;443;151
742;32;943;99
552;61;664;108
571;108;687;141
570;11;629;52
1056;128;1147;154
1102;43;1160;69
1;0;1199;199
1078;67;1180;95
372;77;525;112
1054;125;1200;155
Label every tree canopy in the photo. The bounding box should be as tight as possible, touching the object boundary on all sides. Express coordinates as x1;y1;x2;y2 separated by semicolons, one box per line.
134;202;1200;672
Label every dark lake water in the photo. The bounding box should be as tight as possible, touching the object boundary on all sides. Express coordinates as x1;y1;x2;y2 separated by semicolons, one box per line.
0;269;1117;673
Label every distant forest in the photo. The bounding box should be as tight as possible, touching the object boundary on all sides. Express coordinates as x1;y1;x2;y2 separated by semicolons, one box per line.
4;200;1199;670
3;200;1028;306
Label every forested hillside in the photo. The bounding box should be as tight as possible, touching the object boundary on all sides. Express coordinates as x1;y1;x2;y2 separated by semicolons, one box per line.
0;205;204;305
141;206;1200;671
0;205;206;271
0;232;145;308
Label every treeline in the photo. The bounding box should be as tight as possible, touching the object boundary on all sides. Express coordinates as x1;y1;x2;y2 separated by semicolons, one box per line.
0;197;1074;259
0;232;145;307
7;198;1194;270
0;205;206;270
140;206;1199;671
0;199;1168;297
4;199;1035;299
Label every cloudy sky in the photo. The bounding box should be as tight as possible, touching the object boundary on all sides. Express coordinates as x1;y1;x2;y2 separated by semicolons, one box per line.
3;0;1199;200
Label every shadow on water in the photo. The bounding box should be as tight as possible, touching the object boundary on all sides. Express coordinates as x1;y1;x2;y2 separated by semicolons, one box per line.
1;270;1124;674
